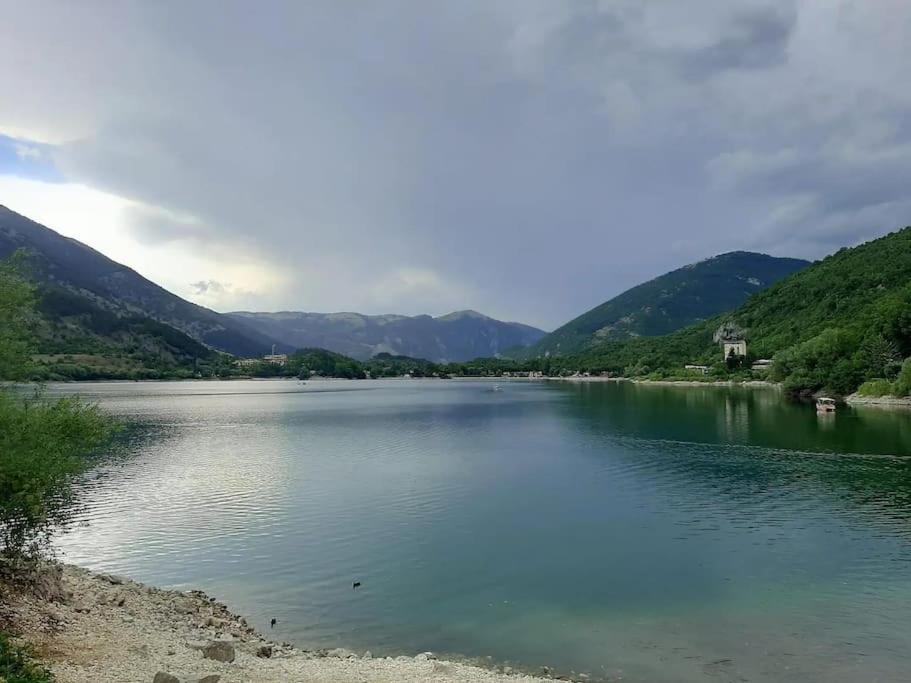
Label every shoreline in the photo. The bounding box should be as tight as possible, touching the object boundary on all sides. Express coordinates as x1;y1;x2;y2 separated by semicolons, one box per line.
4;563;558;683
546;376;778;388
846;393;911;408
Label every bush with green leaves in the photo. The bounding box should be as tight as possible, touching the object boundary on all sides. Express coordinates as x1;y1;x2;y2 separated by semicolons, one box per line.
0;256;114;562
0;632;53;683
893;358;911;397
857;379;895;397
0;391;113;559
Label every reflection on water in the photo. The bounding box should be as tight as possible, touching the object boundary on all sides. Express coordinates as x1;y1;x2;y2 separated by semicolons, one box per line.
48;379;911;682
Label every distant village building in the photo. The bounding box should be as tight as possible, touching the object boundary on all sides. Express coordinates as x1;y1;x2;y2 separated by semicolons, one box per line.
751;359;773;371
722;339;747;359
234;345;288;368
263;344;288;366
714;321;747;360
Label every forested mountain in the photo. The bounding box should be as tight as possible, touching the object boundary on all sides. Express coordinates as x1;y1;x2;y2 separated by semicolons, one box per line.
0;205;542;374
514;252;809;359
29;285;221;379
228;309;546;363
556;227;911;396
0;205;286;358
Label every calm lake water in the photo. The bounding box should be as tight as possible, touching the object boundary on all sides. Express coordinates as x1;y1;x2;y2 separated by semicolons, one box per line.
49;379;911;682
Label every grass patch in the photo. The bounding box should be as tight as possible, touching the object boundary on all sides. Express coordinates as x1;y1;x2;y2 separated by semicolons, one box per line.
857;379;895;397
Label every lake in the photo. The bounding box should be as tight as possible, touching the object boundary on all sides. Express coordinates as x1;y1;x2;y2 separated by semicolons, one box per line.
50;379;911;682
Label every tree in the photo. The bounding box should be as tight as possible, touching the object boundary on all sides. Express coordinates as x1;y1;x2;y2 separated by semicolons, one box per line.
725;347;744;371
859;334;901;379
0;392;111;560
0;257;114;563
0;253;35;381
893;358;911;397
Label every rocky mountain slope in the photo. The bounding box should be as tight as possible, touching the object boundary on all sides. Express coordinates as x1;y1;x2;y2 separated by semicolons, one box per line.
229;309;546;362
0;205;285;358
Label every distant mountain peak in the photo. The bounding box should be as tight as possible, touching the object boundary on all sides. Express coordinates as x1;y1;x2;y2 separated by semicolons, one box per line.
437;309;489;321
227;309;545;363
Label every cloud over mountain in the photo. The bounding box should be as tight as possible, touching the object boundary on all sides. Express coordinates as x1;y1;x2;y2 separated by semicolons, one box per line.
1;1;909;328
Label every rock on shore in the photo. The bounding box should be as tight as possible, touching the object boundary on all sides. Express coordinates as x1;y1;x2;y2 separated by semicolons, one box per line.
3;564;553;682
846;393;911;408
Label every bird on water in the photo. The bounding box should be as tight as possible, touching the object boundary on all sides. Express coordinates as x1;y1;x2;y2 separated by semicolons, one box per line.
270;618;277;628
353;581;361;590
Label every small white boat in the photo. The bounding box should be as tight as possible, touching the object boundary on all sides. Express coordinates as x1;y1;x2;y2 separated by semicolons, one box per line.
492;385;503;392
816;397;836;413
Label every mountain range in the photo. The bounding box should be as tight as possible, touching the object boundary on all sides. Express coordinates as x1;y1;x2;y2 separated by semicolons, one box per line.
514;251;810;359
0;205;283;358
0;205;543;368
13;201;883;394
228;310;545;362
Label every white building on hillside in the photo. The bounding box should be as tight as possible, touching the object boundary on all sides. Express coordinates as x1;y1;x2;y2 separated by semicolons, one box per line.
722;339;747;358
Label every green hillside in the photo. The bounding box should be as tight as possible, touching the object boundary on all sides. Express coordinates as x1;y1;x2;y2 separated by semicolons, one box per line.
0;255;236;380
515;251;808;359
29;284;227;380
0;205;286;358
556;227;911;396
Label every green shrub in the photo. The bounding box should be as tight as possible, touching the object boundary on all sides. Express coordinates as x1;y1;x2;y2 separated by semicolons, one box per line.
857;379;894;397
0;256;116;561
0;392;114;560
0;632;53;682
893;358;911;397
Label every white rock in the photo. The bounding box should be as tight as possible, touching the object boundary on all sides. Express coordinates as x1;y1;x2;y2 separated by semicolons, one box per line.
327;647;357;659
202;640;235;663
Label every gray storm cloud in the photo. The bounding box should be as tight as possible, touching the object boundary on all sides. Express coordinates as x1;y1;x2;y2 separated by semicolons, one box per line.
0;0;909;328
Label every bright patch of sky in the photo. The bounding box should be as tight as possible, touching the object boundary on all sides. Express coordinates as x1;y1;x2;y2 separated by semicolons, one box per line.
0;135;62;183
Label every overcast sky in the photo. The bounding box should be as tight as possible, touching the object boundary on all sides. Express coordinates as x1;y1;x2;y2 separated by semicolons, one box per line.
1;1;909;329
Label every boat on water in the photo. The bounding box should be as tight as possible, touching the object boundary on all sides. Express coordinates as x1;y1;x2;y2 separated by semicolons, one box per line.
816;397;836;413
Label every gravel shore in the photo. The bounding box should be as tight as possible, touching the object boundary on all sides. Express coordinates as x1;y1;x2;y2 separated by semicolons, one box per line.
3;564;555;683
845;393;911;408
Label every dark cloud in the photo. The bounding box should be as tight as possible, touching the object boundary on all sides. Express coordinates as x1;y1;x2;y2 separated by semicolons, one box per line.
0;1;909;328
125;204;212;246
679;5;796;77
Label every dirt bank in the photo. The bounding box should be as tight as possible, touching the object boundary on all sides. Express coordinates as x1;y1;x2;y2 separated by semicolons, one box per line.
3;564;556;683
